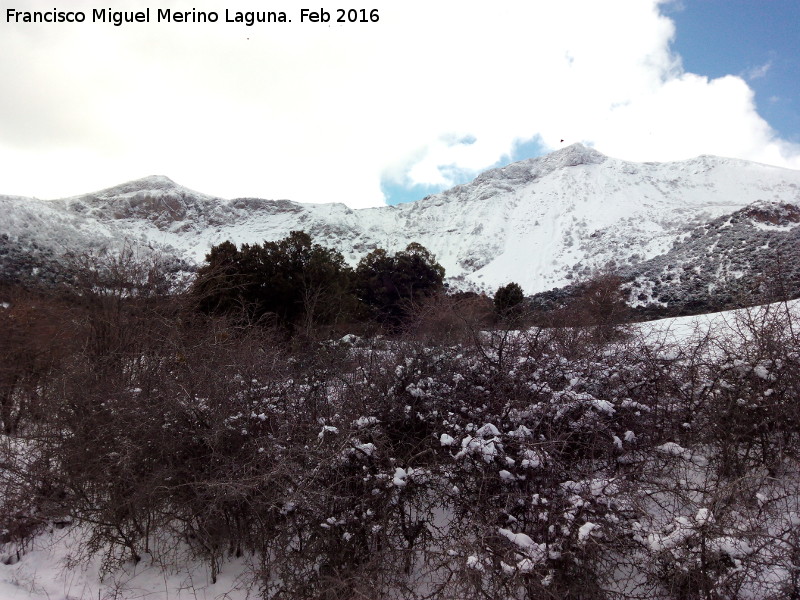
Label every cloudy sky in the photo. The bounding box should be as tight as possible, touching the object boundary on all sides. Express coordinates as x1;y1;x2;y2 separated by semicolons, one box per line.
1;0;799;207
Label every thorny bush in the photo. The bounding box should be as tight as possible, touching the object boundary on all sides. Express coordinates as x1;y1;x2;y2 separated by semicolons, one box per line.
1;264;800;599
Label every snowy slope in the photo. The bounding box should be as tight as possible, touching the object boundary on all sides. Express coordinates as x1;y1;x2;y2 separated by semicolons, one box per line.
622;201;800;309
3;145;800;294
375;146;800;292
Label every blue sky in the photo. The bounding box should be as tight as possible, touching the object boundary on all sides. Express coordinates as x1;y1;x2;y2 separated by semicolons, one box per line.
669;0;800;143
382;138;548;205
2;0;799;208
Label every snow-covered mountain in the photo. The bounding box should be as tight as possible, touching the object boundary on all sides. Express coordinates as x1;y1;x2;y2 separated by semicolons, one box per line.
3;144;800;298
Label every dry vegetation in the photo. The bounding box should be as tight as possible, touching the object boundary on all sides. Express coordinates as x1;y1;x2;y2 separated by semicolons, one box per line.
1;245;799;599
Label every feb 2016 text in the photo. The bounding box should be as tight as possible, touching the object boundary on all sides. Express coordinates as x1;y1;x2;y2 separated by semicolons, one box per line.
5;8;381;27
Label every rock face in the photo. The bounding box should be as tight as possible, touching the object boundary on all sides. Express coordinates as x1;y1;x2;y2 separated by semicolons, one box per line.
2;144;800;306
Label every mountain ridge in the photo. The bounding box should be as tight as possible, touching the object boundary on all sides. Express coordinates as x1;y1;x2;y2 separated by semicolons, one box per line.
3;145;800;305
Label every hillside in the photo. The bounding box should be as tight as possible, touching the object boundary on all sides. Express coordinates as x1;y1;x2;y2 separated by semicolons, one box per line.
3;145;800;301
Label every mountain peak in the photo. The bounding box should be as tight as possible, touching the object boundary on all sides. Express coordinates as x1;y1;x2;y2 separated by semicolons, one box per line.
521;143;608;174
132;175;177;188
72;176;222;206
89;175;183;198
548;142;607;165
470;143;607;187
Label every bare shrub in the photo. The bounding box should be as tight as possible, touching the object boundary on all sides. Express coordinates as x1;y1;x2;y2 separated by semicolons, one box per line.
402;292;494;346
0;289;71;435
3;243;800;600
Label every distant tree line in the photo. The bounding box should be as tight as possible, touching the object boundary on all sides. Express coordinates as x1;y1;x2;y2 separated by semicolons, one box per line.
191;231;447;333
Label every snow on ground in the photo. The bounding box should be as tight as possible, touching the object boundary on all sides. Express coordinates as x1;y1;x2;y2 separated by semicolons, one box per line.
633;298;800;345
0;526;253;600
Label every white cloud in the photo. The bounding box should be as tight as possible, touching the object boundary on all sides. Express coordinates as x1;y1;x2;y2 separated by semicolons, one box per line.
744;61;772;81
1;0;799;206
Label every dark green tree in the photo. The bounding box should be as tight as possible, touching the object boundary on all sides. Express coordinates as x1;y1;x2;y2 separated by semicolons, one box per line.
494;282;525;317
192;232;355;330
354;242;445;326
193;240;245;315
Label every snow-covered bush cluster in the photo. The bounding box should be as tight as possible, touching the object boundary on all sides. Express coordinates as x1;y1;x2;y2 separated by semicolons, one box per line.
1;264;800;598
